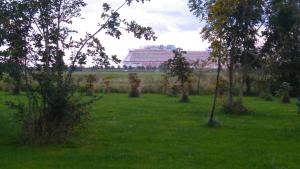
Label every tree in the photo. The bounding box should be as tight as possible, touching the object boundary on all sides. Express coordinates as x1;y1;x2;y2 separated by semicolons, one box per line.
189;0;264;113
262;0;300;96
0;1;33;94
1;0;156;143
165;48;192;103
207;41;223;126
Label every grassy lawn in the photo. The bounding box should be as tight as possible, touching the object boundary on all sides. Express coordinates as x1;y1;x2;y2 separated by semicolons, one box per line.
0;93;300;169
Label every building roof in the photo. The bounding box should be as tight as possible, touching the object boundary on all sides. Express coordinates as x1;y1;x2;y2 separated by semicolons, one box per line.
124;49;210;63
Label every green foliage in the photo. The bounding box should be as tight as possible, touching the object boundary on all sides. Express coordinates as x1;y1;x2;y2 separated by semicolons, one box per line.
276;82;291;103
262;0;300;96
5;94;93;144
260;92;274;101
165;48;192;102
0;0;156;144
189;0;264;111
218;77;228;96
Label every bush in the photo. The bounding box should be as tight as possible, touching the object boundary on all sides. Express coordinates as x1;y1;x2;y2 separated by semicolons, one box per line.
206;119;221;128
128;73;141;97
6;94;92;144
260;92;274;101
222;101;250;115
102;79;111;94
180;91;190;103
86;74;98;95
276;82;291;103
169;84;180;97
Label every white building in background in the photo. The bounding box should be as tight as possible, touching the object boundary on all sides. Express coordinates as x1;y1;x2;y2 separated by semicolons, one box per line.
123;45;211;68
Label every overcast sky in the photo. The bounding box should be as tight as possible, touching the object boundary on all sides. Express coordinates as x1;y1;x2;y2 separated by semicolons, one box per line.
72;0;209;62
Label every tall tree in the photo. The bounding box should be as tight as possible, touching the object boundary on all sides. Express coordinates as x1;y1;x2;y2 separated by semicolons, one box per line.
262;0;300;96
189;0;264;113
0;1;33;94
1;0;156;143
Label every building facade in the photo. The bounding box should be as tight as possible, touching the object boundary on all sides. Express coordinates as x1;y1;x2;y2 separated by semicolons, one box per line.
123;46;211;68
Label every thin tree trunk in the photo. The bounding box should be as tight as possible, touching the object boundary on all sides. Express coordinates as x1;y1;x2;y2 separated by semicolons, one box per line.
238;68;244;103
228;59;234;106
209;55;221;124
197;76;201;95
245;74;251;95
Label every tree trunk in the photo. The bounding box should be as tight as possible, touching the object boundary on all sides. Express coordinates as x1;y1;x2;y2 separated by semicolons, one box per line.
180;81;189;103
228;59;234;106
197;76;201;95
238;69;244;103
209;55;221;124
245;75;251;95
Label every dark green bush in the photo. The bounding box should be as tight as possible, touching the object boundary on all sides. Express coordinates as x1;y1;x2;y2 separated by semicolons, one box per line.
276;82;291;103
6;94;92;144
222;101;250;115
260;93;274;101
180;92;190;103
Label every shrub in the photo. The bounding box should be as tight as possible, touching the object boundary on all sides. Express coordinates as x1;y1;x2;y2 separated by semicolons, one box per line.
187;77;195;95
260;92;274;101
180;89;190;103
169;84;180;97
161;74;171;95
6;94;93;144
206;119;221;128
222;101;250;115
276;82;291;103
86;74;98;96
218;77;228;96
128;73;141;97
103;79;111;94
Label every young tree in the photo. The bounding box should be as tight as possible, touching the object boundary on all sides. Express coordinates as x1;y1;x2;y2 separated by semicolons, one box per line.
208;40;223;127
165;48;192;103
1;0;156;143
189;0;264;113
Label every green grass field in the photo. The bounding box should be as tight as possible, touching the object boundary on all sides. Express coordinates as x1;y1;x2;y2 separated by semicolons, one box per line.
0;93;300;169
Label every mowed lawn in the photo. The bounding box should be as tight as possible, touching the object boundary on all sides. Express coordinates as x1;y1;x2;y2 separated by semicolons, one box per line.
0;93;300;169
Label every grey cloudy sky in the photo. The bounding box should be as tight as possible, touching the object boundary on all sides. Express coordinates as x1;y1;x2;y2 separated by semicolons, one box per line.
72;0;209;61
